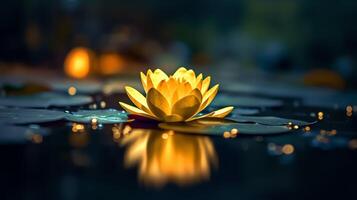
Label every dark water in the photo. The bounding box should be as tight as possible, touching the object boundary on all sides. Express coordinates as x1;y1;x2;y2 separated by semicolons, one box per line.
1;92;357;200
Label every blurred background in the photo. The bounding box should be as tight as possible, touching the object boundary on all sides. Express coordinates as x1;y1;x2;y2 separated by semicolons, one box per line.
1;0;357;89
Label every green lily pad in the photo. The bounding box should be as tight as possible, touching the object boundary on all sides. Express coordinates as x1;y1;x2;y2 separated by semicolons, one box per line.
159;119;290;136
0;92;92;108
0;108;66;124
65;109;131;124
212;95;283;108
228;115;315;126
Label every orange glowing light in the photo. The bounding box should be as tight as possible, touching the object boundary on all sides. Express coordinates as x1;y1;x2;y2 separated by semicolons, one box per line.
223;131;231;139
64;47;92;79
31;134;43;144
98;53;125;75
68;86;77;96
282;144;294;155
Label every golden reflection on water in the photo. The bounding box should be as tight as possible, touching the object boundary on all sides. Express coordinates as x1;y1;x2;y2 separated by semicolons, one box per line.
120;129;218;187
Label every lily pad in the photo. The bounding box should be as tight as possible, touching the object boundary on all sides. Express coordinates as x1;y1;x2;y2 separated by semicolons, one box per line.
0;92;93;108
228;115;315;126
159;119;289;136
0;108;66;124
65;109;131;124
212;95;283;108
0;124;49;144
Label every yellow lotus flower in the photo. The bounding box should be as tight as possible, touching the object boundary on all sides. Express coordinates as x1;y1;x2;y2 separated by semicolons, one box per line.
120;129;217;187
119;67;233;122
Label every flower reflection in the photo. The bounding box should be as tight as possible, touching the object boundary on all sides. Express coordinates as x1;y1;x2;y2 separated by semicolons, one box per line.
120;129;218;187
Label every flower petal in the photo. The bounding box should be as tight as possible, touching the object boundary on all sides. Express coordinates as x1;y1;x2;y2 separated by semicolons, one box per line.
173;67;187;78
171;95;201;120
195;73;203;89
189;88;203;102
153;69;169;80
209;106;234;118
147;88;171;120
149;69;169;88
165;77;179;100
140;72;148;93
146;70;154;91
157;80;170;99
186;111;215;121
125;86;152;114
201;76;211;95
176;82;193;100
199;84;219;112
187;104;232;122
119;102;157;120
183;69;196;86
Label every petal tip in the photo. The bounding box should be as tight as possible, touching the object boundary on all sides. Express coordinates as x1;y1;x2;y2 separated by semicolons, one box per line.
124;86;131;91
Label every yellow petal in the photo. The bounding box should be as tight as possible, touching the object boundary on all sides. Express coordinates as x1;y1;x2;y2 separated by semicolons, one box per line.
165;77;179;99
186;112;215;121
140;72;148;93
185;89;206;120
171;95;201;120
147;88;171;120
166;76;179;88
171;89;180;105
146;69;153;76
187;103;230;122
199;84;219;112
201;76;211;95
175;82;193;100
147;69;169;89
189;88;203;102
146;70;154;91
183;69;196;86
195;73;203;89
157;80;170;98
153;69;169;80
146;69;153;79
209;106;234;118
125;86;152;114
119;102;157;120
173;67;187;78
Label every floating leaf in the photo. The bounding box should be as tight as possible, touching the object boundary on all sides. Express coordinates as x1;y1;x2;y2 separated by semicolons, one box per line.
228;115;315;126
212;95;283;108
0;108;66;124
159;119;289;136
0;92;92;108
65;109;131;124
